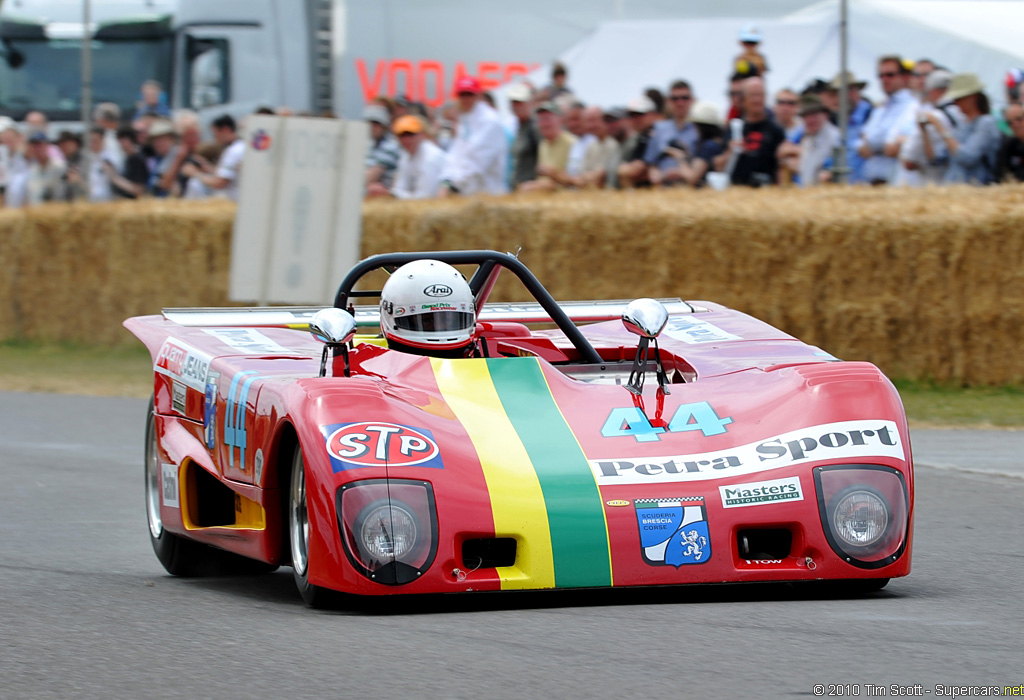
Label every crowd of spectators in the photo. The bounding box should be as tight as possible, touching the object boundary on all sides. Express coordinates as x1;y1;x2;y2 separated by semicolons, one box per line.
4;31;1024;209
0;80;245;207
362;27;1024;198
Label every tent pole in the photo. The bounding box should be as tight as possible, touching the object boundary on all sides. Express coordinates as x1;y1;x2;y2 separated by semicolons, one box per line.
80;0;92;128
836;0;850;184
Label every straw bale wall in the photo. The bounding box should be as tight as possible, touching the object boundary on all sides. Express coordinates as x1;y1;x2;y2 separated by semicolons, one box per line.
2;186;1023;385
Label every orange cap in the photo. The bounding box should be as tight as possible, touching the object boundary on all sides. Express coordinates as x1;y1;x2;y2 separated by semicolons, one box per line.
392;115;423;135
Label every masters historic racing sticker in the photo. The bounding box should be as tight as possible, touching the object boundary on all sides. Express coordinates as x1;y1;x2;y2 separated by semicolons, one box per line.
322;422;444;472
635;497;711;567
591;420;904;485
719;476;803;509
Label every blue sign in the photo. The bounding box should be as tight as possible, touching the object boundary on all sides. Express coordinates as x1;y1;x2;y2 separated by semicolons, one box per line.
635;497;711;567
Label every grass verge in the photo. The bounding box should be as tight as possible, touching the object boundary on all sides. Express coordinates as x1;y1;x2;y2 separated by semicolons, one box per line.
1;342;1021;428
0;341;153;398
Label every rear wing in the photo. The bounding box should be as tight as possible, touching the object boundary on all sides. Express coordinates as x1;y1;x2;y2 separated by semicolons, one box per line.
163;299;702;331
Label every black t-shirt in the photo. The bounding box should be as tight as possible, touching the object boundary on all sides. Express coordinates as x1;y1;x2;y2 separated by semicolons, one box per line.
731;118;786;186
629;126;654;163
113;153;150;199
511;119;540;187
997;135;1024;183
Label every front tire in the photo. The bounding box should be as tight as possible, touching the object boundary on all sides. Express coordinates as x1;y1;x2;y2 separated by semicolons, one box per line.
288;443;341;607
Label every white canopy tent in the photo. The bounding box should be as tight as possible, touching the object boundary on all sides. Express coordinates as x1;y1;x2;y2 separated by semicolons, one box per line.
506;0;1024;115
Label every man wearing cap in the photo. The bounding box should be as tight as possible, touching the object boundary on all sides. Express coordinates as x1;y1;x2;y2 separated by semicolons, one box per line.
794;94;840;187
362;104;400;190
24;132;67;205
821;71;873;183
857;55;917;184
617;96;658;188
644;80;698;187
366;115;447;200
517;102;576;192
508;83;540;188
899;69;960;186
439;76;508;196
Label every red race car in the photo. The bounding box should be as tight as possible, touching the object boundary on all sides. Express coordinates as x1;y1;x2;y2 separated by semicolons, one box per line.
125;250;912;606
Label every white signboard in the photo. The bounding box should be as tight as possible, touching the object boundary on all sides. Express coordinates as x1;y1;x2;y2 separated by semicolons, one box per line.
230;116;368;304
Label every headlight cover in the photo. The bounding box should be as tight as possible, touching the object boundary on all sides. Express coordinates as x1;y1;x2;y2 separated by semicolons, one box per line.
815;465;909;569
337;479;438;585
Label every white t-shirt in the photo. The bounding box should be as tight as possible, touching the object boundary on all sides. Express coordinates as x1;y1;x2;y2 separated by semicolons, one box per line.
215;138;246;201
87;151;113;202
439;102;509;195
392;140;448;199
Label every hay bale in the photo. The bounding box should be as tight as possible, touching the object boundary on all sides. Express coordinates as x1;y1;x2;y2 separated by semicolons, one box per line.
3;186;1024;384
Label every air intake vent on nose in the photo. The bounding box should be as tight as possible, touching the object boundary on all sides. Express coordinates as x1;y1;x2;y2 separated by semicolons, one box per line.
462;538;517;568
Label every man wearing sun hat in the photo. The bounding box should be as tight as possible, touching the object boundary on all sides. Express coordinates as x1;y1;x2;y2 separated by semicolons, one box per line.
795;94;841;186
926;72;1001;184
822;71;873;183
366;115;448;199
438;75;508;196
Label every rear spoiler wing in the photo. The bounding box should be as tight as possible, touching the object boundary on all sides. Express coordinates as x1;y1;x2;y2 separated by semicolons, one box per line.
163;299;702;331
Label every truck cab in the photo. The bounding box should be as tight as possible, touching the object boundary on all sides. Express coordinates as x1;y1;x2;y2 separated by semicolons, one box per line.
0;0;318;128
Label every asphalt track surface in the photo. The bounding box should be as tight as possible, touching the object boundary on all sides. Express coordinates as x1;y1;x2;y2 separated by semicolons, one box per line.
2;392;1022;700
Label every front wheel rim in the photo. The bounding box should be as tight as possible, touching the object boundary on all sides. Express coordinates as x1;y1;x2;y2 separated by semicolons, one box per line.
145;413;163;539
290;448;309;576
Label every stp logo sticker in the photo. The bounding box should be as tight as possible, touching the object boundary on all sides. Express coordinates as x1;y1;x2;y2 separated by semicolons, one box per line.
322;422;444;472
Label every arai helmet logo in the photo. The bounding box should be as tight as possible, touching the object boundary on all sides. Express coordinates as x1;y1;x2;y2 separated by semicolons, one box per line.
323;422;443;470
423;284;453;297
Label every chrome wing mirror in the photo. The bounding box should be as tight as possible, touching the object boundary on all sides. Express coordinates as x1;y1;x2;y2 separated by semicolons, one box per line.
309;308;357;377
621;298;671;395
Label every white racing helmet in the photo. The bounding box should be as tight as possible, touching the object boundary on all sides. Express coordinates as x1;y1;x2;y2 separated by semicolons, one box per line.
379;260;476;352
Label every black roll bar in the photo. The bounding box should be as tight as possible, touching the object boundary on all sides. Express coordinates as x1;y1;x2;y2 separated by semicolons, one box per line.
333;250;603;364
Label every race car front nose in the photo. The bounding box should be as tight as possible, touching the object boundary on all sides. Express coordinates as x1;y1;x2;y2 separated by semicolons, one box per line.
335;479;438;585
814;465;910;568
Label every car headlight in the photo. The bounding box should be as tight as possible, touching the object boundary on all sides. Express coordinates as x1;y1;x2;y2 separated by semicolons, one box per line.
830;487;890;550
815;465;909;569
337;479;438;585
356;501;419;562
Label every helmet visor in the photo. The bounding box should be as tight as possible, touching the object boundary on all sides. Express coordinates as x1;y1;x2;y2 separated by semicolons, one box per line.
395;311;475;334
